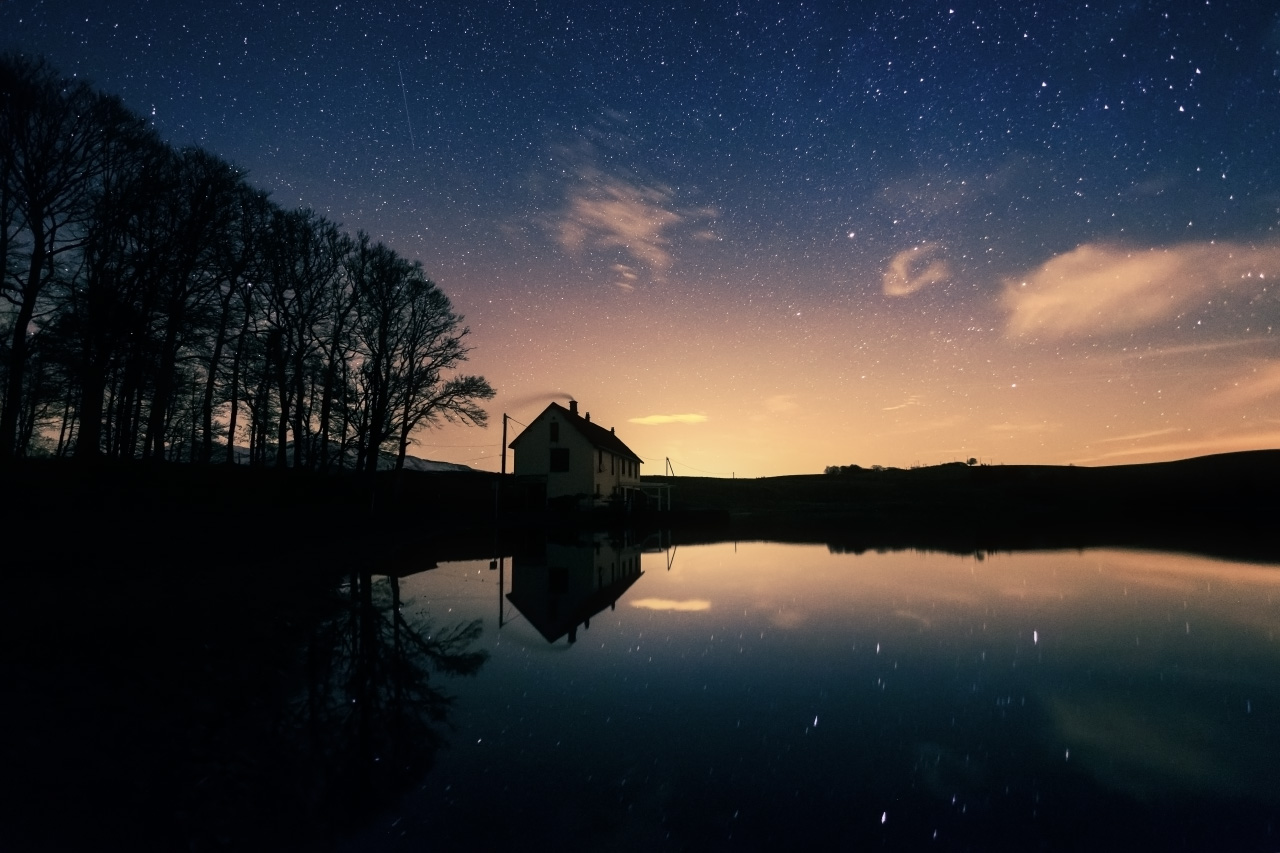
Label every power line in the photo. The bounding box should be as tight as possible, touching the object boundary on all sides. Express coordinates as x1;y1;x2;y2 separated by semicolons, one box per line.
416;442;496;448
635;452;734;477
667;457;734;477
457;456;497;465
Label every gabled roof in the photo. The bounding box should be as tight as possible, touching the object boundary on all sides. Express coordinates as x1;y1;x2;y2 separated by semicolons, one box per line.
506;569;644;644
509;402;643;463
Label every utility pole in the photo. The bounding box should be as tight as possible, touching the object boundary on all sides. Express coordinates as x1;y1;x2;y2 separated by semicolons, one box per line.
493;413;510;521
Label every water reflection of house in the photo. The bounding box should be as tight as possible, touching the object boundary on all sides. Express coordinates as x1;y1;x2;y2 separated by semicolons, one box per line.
508;400;645;509
506;533;644;644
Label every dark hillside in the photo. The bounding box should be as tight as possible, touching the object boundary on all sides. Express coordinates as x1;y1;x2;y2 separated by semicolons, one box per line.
3;450;1278;563
645;450;1280;560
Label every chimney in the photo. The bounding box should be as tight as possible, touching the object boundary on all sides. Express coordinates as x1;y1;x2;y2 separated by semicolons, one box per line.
610;427;615;434
585;412;591;422
569;400;578;416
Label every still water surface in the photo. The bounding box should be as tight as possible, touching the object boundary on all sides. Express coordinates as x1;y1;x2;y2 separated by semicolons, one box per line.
347;539;1280;850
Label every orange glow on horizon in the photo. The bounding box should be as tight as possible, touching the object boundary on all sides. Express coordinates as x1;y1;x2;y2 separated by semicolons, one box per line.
415;242;1280;476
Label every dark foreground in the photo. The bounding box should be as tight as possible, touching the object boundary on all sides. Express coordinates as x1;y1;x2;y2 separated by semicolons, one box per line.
2;527;1278;850
4;448;1280;561
647;449;1280;563
2;452;1279;848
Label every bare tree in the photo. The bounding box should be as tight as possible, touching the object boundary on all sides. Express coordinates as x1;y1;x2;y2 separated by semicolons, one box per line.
346;234;492;473
260;208;350;469
390;292;493;470
136;149;245;461
63;97;166;459
1;56;493;468
216;186;272;465
0;55;103;459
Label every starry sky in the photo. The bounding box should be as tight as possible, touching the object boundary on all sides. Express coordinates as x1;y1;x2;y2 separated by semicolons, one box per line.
8;0;1280;476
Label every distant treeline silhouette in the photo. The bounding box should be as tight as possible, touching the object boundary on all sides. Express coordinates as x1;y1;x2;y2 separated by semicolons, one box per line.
0;54;493;471
824;460;976;474
824;463;893;474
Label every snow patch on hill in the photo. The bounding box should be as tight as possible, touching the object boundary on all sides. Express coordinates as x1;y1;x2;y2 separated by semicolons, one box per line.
227;445;478;473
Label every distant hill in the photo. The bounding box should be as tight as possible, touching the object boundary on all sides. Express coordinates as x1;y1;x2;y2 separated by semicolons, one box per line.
225;445;478;473
644;449;1280;506
3;448;1277;564
393;455;478;473
639;449;1280;561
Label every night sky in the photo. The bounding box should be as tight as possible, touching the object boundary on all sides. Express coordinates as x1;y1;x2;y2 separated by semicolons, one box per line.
8;1;1280;476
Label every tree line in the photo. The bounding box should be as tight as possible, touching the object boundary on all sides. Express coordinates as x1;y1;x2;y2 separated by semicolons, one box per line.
0;54;493;471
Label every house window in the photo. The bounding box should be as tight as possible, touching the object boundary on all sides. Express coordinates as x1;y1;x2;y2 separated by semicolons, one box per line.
550;421;559;442
598;449;603;472
550;448;569;472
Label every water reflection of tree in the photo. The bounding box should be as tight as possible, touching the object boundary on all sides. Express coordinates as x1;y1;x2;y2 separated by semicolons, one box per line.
7;555;489;849
242;569;488;844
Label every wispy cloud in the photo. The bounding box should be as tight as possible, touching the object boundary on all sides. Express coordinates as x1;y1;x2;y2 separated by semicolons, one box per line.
764;394;798;414
1003;241;1280;338
630;598;711;612
1095;427;1183;444
1208;360;1280;408
628;413;709;425
501;390;575;410
1074;429;1280;464
986;421;1059;434
554;168;691;275
744;394;801;424
612;263;639;291
883;243;952;296
882;394;923;412
1110;338;1272;363
873;414;967;437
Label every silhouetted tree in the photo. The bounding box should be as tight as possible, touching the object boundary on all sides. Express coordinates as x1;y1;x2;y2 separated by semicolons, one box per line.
0;55;102;459
346;235;403;472
202;184;270;464
62;98;166;459
388;280;492;471
274;569;487;838
260;208;351;469
134;148;244;460
346;235;493;473
0;56;494;465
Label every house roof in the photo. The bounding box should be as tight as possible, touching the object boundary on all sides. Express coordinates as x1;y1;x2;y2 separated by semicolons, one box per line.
509;402;643;463
506;569;644;644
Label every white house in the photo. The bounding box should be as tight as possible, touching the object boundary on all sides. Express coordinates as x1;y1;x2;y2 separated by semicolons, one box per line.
508;400;643;508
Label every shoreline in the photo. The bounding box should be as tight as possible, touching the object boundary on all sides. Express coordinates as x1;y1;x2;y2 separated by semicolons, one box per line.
4;450;1279;565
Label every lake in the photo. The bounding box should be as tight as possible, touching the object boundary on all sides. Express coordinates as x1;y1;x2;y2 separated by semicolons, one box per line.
343;537;1280;850
6;534;1279;850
